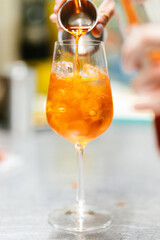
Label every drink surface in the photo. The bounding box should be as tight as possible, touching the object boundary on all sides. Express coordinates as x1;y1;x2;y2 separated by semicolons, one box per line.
46;67;113;145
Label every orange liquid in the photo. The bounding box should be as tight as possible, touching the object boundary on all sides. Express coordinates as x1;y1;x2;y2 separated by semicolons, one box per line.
66;0;94;36
46;71;113;145
65;0;95;72
65;27;88;73
66;25;89;38
74;0;80;13
66;18;93;73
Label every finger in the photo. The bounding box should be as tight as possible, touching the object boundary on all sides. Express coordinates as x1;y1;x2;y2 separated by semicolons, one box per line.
54;0;66;14
50;14;63;30
132;63;160;93
92;0;115;37
122;24;160;70
56;20;64;31
91;23;104;38
50;13;57;22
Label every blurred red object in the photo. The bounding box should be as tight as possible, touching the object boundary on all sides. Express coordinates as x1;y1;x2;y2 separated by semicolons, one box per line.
0;150;5;162
155;116;160;152
71;181;77;189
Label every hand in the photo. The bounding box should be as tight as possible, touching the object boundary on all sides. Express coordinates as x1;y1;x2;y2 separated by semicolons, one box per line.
50;0;115;37
122;24;160;115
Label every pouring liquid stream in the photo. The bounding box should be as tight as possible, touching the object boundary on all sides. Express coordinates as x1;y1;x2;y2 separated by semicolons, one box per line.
120;0;160;152
65;0;94;73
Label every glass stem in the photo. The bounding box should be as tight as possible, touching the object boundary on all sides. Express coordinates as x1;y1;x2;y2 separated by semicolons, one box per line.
75;144;85;208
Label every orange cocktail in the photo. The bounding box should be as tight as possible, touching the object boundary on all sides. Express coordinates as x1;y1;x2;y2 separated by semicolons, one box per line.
47;40;113;231
46;65;113;145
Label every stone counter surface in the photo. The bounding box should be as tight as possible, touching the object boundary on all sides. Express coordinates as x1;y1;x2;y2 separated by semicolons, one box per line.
0;121;160;239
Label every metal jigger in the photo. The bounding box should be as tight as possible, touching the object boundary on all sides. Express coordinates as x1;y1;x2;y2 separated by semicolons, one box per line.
58;0;98;34
58;0;103;55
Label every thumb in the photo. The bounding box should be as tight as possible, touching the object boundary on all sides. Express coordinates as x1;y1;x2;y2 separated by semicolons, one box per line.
92;0;115;38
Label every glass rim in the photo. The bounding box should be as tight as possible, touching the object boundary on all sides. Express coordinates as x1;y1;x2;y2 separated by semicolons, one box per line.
55;39;105;46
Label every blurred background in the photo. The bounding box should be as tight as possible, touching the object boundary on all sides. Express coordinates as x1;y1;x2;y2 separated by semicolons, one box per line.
0;0;155;166
0;0;57;132
0;0;153;134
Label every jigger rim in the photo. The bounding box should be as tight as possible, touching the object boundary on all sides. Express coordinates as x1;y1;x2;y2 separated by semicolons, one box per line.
58;0;98;34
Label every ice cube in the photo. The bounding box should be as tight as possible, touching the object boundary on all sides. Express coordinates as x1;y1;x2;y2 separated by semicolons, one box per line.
82;63;101;78
52;61;73;75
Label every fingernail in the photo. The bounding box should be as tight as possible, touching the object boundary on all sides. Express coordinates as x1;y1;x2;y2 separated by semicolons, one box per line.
92;23;104;38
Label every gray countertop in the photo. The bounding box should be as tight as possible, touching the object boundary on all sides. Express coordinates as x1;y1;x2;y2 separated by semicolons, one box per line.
0;121;160;239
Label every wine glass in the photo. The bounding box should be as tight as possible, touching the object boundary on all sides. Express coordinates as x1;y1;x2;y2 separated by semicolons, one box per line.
46;40;113;233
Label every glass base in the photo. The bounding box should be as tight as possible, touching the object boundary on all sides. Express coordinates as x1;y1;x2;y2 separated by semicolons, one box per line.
49;204;111;233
